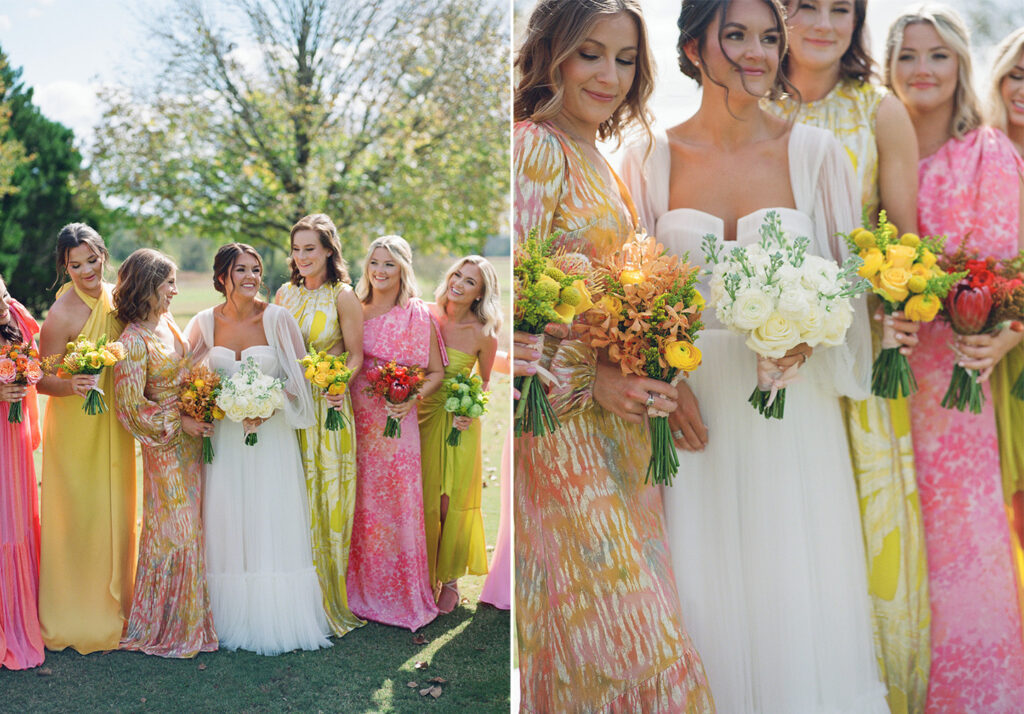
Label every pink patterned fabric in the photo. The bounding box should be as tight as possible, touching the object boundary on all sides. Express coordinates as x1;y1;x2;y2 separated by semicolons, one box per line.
910;127;1024;713
347;298;439;631
0;301;43;670
479;431;510;610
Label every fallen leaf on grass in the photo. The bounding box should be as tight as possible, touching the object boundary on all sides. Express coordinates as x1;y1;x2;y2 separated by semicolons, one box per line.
414;660;429;670
411;634;429;645
407;682;418;688
140;698;147;704
428;676;448;684
36;668;53;677
474;646;486;651
198;663;207;671
429;686;443;699
419;687;432;696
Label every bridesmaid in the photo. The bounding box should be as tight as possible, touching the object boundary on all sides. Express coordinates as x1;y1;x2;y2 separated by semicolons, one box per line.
0;274;44;669
111;249;218;657
886;6;1024;711
419;256;500;612
514;0;714;711
768;1;929;708
346;235;443;631
36;223;137;654
986;26;1024;555
274;214;365;638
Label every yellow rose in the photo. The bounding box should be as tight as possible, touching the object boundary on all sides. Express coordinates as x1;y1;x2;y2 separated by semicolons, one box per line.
851;228;876;250
665;340;702;372
877;266;910;303
619;269;645;286
919;248;937;268
89;354;103;370
899;233;921;248
305;365;316;380
904;293;941;322
858;248;884;278
885;244;917;270
910;264;931;280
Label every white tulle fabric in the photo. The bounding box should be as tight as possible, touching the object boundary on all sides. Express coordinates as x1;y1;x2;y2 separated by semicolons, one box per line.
621;124;887;714
185;306;330;655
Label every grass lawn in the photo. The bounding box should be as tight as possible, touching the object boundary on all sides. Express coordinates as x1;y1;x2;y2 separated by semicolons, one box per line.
11;258;512;712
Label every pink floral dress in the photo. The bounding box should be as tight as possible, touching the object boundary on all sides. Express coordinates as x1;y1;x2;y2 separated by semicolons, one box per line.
347;298;439;631
910;126;1024;712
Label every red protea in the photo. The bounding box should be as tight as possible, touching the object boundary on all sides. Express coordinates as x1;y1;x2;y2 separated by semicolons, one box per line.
945;281;993;335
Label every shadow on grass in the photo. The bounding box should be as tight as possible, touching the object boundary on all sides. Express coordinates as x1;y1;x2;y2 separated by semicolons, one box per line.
1;601;509;713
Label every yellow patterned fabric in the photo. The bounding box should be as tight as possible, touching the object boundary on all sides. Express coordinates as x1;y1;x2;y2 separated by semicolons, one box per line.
772;80;930;714
514;120;714;713
38;282;138;654
992;345;1024;502
275;281;364;637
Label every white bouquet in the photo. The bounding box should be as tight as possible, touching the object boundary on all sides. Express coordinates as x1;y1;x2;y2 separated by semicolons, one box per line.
216;356;286;445
702;211;867;418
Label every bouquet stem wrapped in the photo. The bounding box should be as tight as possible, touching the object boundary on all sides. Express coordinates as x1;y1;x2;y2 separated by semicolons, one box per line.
51;335;127;415
0;343;43;423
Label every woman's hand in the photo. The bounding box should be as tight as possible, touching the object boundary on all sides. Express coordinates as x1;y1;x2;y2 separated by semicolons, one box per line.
386;398;415;422
593;361;678;425
877;309;920;356
669;380;707;451
242;416;269;435
0;383;28;403
324;391;347;409
756;343;813;392
452;415;472;431
954;322;1024;382
181;414;214;438
512;324;570;398
69;373;100;399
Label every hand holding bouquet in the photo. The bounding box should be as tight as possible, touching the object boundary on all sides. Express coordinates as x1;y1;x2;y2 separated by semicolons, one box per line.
513;228;594;437
442;370;488;446
216;356;285;445
179;364;224;463
705;210;868;418
844;212;964;398
583;233;703;485
364;360;426;438
937;247;1024;412
53;334;127;415
299;350;353;431
0;343;43;423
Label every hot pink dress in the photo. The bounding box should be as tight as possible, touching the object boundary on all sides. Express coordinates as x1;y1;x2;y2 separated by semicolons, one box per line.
347;298;439;631
910;126;1024;712
479;431;510;610
0;301;44;670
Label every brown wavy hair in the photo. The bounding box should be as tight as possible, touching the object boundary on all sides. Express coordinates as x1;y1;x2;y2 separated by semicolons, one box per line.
287;213;351;286
212;243;264;296
54;222;109;286
0;274;24;344
113;249;176;325
514;0;655;147
781;0;875;83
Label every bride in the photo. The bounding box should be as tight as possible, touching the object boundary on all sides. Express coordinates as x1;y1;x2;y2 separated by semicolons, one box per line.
623;0;888;710
186;243;330;655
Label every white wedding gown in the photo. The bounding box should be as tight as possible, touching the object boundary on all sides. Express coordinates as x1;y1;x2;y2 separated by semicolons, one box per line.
622;124;888;713
187;306;331;655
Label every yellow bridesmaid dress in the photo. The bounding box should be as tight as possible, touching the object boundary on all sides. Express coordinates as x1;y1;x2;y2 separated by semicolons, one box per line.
38;282;137;653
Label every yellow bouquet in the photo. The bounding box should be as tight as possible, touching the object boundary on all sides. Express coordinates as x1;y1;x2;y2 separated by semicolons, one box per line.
55;334;127;415
299;350;353;431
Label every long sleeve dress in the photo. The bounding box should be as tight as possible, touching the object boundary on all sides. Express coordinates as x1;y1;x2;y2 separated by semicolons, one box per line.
275;281;364;638
0;300;44;670
38;282;137;654
346;298;439;631
623;123;887;714
186;305;331;655
909;126;1024;713
418;346;488;588
514;120;714;714
113;317;218;657
767;79;931;713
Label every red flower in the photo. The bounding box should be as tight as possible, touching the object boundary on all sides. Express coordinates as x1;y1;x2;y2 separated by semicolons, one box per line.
388;382;411;403
969;269;996;290
965;259;989;275
945;281;993;334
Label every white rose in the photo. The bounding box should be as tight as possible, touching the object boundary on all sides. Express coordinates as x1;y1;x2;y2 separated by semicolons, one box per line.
798;301;828;346
746;312;801;358
820;301;854;346
731;288;775;331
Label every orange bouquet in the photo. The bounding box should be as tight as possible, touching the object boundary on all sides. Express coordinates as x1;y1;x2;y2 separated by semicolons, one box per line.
0;342;43;423
179;364;224;463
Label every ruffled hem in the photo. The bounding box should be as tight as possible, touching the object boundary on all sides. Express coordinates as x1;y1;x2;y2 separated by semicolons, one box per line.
0;541;44;670
207;568;331;655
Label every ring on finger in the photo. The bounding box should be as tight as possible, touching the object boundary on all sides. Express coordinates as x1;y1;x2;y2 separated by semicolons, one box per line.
645;393;655;408
672;429;684;439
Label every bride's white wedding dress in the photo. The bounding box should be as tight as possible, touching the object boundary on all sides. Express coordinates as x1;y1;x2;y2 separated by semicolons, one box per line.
623;124;888;713
187;305;331;655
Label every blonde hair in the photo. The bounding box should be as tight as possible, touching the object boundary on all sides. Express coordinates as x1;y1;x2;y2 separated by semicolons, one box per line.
355;235;418;305
434;255;503;338
884;3;981;139
514;0;655;148
987;27;1024;132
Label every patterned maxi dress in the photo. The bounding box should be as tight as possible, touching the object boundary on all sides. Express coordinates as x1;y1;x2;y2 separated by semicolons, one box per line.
769;79;930;713
113;317;218;657
275;281;364;637
910;126;1024;712
38;282;137;654
0;300;44;670
347;298;439;631
419;346;488;588
514;120;714;714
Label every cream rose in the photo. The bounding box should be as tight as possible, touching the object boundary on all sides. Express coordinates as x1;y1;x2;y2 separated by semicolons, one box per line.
746;312;801;358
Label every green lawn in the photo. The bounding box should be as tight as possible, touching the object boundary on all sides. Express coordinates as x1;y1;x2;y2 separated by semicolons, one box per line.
12;258;512;712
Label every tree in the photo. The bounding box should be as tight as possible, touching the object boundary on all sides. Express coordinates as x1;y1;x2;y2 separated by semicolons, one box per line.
91;0;509;267
0;47;105;315
0;57;29;201
954;0;1024;47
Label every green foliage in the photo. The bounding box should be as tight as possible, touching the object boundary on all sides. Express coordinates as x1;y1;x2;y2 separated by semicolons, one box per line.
90;0;509;267
0;57;28;201
0;47;107;315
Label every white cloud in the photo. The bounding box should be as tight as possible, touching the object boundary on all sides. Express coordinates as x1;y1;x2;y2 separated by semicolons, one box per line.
0;15;12;31
27;8;42;19
34;80;102;146
32;0;56;5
